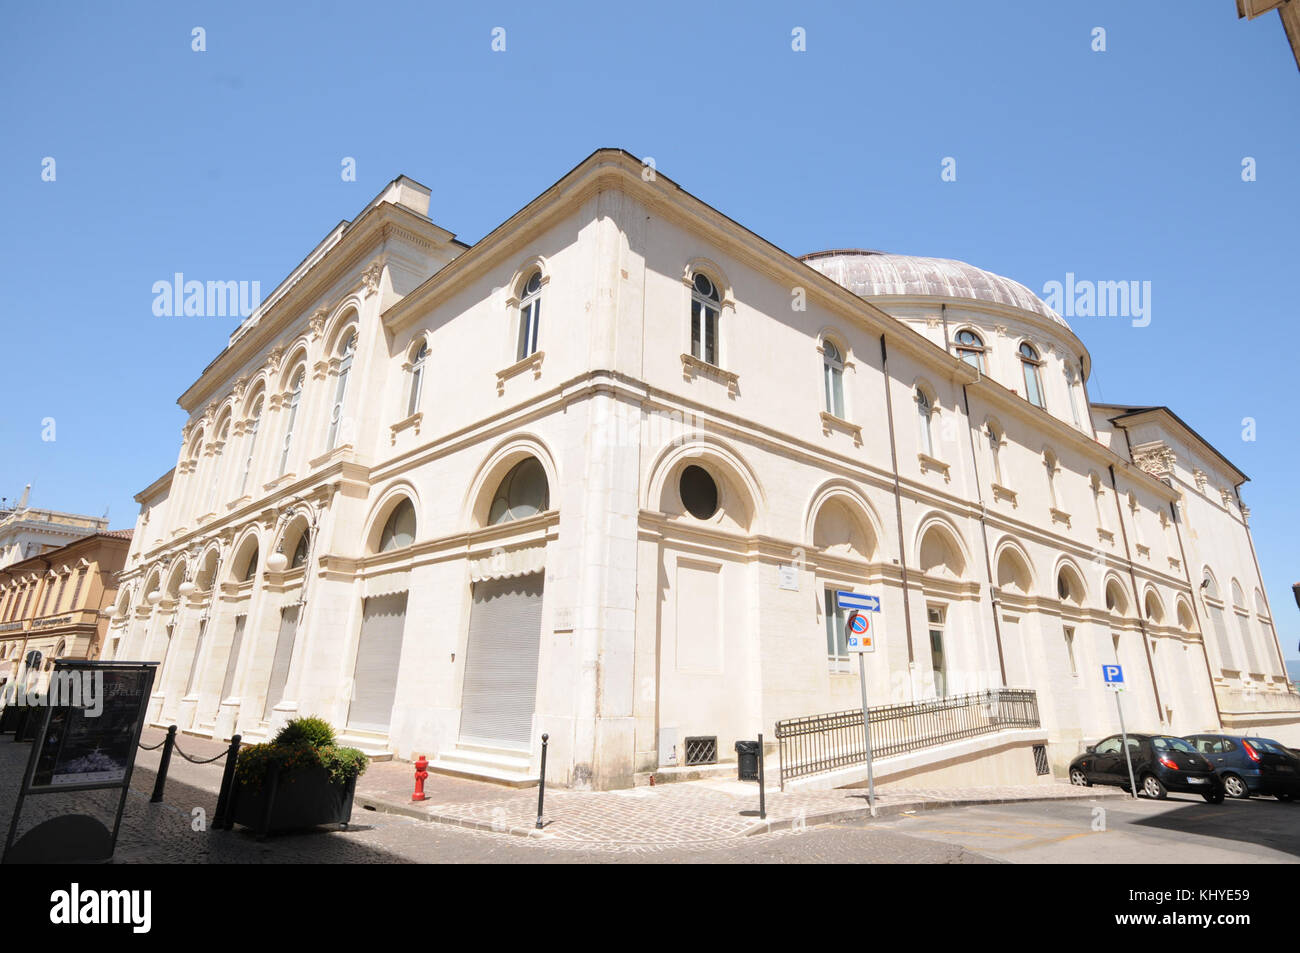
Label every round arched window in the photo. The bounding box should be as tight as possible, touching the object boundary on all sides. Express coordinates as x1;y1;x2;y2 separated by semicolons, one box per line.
679;465;719;520
290;531;310;569
241;546;259;582
1057;571;1072;601
489;459;550;525
379;499;417;552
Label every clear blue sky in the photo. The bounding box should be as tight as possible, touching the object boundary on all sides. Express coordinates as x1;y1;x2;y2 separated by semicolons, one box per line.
1;2;1296;656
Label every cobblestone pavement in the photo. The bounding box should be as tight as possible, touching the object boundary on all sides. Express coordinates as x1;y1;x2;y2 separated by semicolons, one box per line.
0;729;1117;862
0;734;991;863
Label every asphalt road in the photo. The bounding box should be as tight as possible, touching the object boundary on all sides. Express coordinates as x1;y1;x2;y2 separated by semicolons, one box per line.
856;791;1300;863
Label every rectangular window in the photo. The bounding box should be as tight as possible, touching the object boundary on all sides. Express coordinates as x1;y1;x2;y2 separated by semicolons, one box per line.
691;301;717;365
1064;625;1077;676
928;605;947;697
69;569;85;609
824;589;848;668
824;364;844;418
517;299;540;360
1023;363;1044;408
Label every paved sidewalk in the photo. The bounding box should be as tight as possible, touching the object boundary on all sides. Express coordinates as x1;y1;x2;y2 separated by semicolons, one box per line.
125;728;1120;854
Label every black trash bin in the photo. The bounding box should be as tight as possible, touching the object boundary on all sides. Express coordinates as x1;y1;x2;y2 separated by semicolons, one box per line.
735;740;760;781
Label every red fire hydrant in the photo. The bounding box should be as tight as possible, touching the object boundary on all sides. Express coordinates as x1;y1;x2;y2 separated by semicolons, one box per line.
412;754;428;802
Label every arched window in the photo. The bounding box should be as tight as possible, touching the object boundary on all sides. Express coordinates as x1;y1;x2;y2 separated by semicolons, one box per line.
822;340;845;418
917;388;934;457
1057;567;1081;604
53;640;66;660
205;418;230;515
1202;570;1234;673
690;272;720;366
240;394;263;498
379;499;417;551
326;332;357;451
1019;342;1044;408
407;341;428;417
290;531;310;570
954;329;986;371
516;271;542;361
241;544;259;583
488;459;550;525
279;367;304;474
1231;580;1261;675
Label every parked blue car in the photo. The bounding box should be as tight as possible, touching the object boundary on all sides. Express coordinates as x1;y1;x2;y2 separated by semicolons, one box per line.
1184;733;1300;800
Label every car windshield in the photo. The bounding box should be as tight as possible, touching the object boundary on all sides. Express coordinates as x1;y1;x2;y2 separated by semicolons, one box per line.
1152;737;1195;753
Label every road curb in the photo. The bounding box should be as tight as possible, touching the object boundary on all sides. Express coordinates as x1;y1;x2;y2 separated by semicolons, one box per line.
358;786;1127;847
743;788;1130;836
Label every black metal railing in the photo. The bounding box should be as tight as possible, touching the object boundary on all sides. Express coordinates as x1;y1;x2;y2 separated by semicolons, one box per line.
774;689;1040;788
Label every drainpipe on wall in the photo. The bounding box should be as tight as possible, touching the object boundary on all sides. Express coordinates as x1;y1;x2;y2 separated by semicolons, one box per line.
1169;496;1225;729
1234;482;1290;684
962;383;1008;687
880;335;916;671
1108;464;1165;723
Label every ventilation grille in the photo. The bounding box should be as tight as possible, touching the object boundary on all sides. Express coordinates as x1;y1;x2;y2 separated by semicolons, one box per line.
684;736;718;766
1033;744;1050;776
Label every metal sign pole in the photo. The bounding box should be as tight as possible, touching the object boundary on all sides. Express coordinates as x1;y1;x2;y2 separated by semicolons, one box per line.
858;649;877;817
1117;690;1138;798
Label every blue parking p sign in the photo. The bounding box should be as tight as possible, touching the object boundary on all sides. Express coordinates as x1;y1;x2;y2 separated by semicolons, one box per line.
1102;664;1124;691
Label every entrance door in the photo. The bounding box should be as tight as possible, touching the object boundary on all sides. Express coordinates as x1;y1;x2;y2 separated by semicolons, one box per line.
459;574;544;749
348;592;409;733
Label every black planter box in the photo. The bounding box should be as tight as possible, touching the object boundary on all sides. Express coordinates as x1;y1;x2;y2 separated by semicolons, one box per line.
228;763;357;838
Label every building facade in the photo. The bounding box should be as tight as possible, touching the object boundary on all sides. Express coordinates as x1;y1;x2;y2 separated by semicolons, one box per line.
0;485;109;569
0;530;132;694
106;151;1298;790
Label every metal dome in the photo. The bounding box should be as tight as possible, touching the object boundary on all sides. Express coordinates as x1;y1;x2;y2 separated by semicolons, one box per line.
802;249;1068;329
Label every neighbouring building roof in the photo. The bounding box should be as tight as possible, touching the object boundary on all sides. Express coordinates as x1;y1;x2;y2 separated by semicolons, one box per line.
801;249;1068;329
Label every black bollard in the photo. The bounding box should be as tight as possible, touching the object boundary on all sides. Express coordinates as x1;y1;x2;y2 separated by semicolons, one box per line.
151;725;177;804
535;733;549;830
212;733;241;830
757;732;767;821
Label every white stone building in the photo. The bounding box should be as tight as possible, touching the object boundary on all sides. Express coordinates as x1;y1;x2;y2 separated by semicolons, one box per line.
106;150;1297;790
0;486;109;569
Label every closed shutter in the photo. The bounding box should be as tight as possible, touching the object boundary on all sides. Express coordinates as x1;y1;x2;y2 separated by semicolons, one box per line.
220;614;246;700
184;620;207;696
347;592;408;733
459;573;544;749
263;605;299;720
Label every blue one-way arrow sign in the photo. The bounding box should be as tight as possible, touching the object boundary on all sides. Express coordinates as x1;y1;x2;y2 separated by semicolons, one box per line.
836;591;880;612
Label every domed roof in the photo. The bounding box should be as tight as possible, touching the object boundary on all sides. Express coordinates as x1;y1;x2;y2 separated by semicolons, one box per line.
802;249;1067;328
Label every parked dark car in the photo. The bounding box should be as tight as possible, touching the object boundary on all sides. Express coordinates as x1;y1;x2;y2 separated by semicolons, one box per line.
1184;733;1300;801
1069;733;1225;803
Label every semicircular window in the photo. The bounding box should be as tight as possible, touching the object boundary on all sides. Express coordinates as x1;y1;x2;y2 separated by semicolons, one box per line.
679;465;719;520
488;458;550;525
290;531;310;569
379;499;417;552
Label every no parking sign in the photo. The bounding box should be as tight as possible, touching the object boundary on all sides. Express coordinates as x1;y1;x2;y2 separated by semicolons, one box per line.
836;591;883;654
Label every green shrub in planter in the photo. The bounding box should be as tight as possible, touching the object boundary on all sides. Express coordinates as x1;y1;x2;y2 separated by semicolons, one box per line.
272;715;336;749
230;717;368;836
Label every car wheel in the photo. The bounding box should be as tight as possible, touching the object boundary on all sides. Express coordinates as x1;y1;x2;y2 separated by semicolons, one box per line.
1222;774;1250;799
1070;768;1090;787
1203;788;1225;804
1141;774;1168;800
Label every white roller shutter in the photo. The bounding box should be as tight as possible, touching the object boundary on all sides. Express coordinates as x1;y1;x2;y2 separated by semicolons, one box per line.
459;574;543;749
347;592;409;733
220;615;246;700
263;605;299;720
